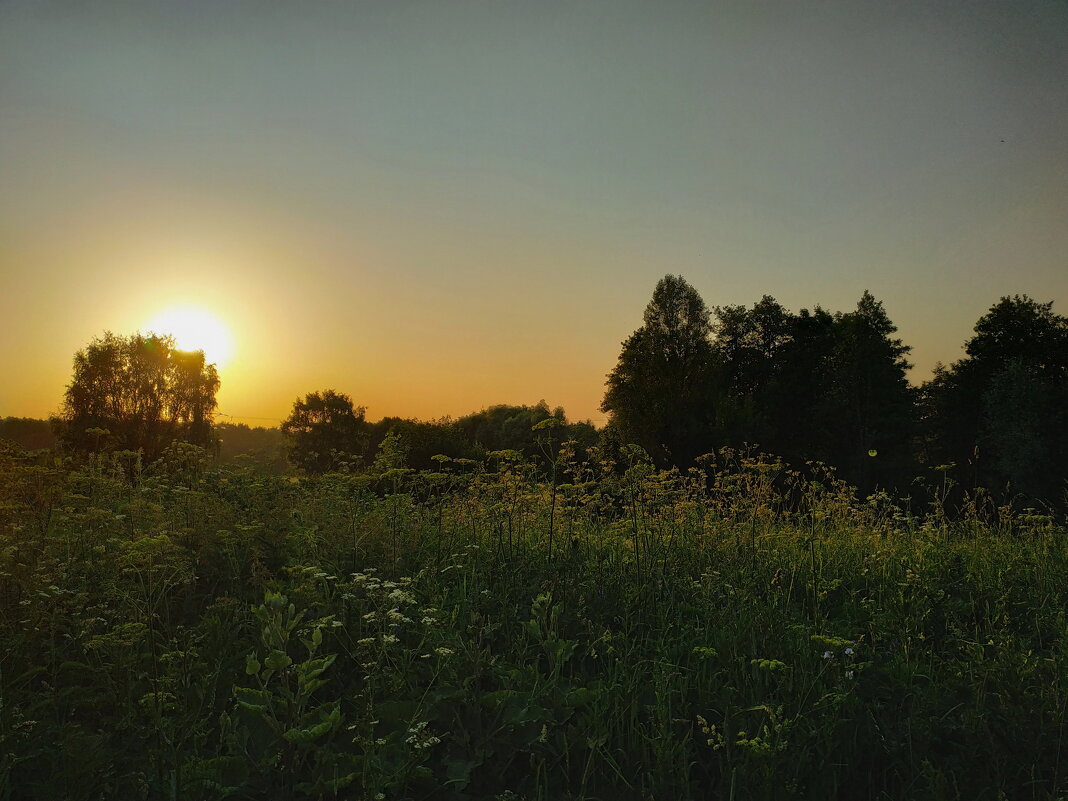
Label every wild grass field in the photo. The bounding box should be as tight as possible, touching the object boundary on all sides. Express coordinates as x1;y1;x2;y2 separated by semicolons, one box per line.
1;441;1066;800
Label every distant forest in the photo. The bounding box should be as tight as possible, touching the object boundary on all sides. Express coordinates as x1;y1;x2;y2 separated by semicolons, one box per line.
5;276;1067;508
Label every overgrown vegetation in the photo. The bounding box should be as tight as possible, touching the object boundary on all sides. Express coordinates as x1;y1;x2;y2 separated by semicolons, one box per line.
2;439;1065;800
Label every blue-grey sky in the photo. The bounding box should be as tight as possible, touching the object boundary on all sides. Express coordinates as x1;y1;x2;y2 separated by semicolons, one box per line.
2;0;1066;423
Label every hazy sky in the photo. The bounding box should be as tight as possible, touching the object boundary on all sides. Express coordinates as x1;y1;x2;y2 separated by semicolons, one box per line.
2;0;1066;425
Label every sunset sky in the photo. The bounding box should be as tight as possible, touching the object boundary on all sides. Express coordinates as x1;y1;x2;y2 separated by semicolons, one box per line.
2;0;1066;426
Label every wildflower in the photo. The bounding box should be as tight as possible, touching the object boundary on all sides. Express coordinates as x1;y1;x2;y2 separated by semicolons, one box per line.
388;589;416;605
356;637;375;647
434;647;454;657
421;616;438;626
822;651;832;660
363;612;377;622
846;670;855;679
844;647;854;656
405;720;442;750
381;634;399;645
696;714;725;750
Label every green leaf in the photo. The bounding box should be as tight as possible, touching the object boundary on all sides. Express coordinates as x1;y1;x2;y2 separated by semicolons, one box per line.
264;650;292;671
283;712;338;743
245;655;261;676
234;686;271;712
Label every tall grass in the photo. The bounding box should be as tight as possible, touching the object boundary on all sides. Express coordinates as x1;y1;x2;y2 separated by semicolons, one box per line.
1;441;1065;800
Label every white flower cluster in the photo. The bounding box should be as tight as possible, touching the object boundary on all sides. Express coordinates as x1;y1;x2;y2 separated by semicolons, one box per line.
386;608;413;625
387;588;416;606
820;641;859;680
405;720;442;750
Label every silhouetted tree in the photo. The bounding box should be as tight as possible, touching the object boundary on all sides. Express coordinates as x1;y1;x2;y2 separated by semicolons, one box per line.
981;362;1058;497
766;306;838;460
452;401;598;460
281;390;369;474
713;295;795;446
454;402;561;453
367;417;480;471
922;296;1068;500
710;293;914;490
813;291;916;491
0;418;56;451
602;275;718;465
58;331;219;459
215;422;288;472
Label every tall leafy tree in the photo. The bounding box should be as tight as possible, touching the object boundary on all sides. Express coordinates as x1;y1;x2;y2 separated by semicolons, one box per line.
281;390;370;474
58;331;220;460
602;275;718;465
922;296;1068;499
813;291;916;491
711;293;914;491
451;401;599;461
713;295;795;446
766;306;839;460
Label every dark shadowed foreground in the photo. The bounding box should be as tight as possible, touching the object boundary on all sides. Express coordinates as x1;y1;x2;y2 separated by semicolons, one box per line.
1;442;1065;800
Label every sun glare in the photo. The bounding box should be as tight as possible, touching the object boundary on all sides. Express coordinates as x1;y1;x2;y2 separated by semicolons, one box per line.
144;306;235;367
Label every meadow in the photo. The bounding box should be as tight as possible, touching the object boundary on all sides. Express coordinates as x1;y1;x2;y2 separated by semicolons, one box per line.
1;440;1066;800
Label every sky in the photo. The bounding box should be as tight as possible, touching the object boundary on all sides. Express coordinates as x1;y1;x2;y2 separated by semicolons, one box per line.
2;0;1067;426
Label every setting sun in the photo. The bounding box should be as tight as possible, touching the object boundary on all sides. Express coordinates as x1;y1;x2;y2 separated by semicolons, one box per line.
144;306;235;367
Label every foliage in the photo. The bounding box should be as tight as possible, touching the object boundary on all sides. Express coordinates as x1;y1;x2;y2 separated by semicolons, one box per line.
2;441;1067;799
922;295;1068;501
0;418;56;452
57;332;219;461
602;275;719;465
214;423;287;473
604;280;916;493
813;291;916;491
366;417;479;472
281;390;371;474
454;402;580;459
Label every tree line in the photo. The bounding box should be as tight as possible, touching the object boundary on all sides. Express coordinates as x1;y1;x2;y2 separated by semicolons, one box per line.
278;391;596;474
20;276;1068;507
602;276;1068;502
